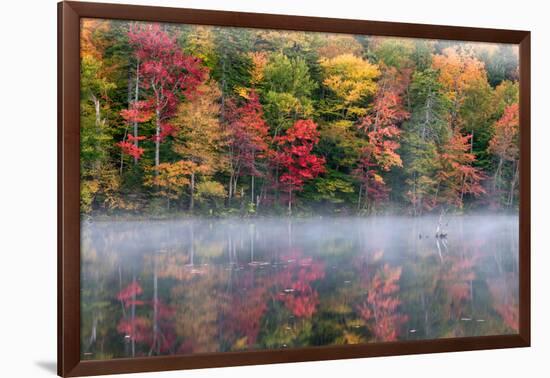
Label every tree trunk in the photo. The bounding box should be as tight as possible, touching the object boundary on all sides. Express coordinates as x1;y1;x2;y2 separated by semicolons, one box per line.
92;94;104;174
133;59;140;165
288;187;292;216
357;184;363;211
131;273;136;357
149;258;158;356
189;172;195;210
251;175;255;204
220;54;227;121
508;160;519;207
494;157;503;193
412;173;418;217
155;108;161;172
190;225;195;266
363;180;369;212
228;174;234;201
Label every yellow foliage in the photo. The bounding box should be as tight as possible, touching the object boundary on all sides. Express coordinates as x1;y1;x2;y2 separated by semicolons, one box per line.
234;85;250;99
373;173;385;184
173;80;228;174
342;331;363;344
317;35;363;59
256;30;317;52
145;161;196;199
184;26;217;67
80;179;100;213
320;54;380;107
80;165;134;213
80;19;110;60
249;51;269;85
432;47;487;104
196;180;226;200
233;336;249;350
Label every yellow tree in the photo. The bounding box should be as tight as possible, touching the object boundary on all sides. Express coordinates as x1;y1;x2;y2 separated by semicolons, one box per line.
182;26;218;70
317;35;363;59
80;19;110;60
320;54;380;119
173;80;227;210
432;47;488;130
249;51;269;86
488;103;519;207
145;161;196;210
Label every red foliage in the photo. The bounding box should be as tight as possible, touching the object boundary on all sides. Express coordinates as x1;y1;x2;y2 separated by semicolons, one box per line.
127;134;147;143
129;24;206;111
353;147;390;204
116;279;177;354
226;91;270;177
357;264;408;341
282;288;319;318
355;67;409;207
359;66;410;138
275;249;326;318
117;281;143;303
438;255;478;319
151;123;177;142
120;100;154;123
126;23;207;153
439;132;486;207
117;140;145;160
153;300;178;353
488;276;519;332
223;271;269;346
489;103;519;161
117;317;152;344
273;120;326;202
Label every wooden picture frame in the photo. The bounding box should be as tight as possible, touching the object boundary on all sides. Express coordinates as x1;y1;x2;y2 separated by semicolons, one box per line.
58;1;530;376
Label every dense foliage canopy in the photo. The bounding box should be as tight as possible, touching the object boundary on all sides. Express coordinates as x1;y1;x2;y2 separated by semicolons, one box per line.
80;19;520;216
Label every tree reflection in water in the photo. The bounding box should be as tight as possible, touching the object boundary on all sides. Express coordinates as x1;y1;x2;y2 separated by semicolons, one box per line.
80;216;519;360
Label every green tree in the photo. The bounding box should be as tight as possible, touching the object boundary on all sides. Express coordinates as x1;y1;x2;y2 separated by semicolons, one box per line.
261;53;317;136
401;69;450;215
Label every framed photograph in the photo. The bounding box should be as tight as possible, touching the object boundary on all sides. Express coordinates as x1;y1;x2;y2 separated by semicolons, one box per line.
58;1;530;376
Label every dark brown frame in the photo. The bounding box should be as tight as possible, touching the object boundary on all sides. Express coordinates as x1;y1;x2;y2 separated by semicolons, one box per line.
58;1;531;376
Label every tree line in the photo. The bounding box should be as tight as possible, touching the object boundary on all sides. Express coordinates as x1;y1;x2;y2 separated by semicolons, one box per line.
80;19;520;216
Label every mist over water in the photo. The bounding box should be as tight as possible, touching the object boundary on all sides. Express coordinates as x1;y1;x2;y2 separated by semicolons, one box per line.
81;215;519;360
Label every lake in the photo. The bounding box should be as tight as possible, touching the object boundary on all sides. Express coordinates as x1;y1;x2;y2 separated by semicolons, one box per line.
81;215;519;360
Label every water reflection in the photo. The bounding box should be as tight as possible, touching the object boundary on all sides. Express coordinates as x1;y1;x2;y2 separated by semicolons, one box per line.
81;215;519;360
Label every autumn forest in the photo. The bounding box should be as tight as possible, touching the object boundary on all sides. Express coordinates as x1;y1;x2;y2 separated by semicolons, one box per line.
80;19;520;217
80;18;521;360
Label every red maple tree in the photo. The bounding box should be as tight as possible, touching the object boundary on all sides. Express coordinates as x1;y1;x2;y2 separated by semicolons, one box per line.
226;90;270;201
127;23;207;170
273;119;326;215
438;132;486;208
355;67;410;211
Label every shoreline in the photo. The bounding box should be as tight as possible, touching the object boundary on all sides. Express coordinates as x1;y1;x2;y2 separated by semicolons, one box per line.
82;211;520;223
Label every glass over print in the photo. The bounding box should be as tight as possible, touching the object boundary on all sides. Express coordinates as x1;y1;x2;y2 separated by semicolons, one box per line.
79;18;520;360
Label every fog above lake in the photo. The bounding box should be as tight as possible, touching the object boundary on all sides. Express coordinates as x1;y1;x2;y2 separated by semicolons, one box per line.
82;215;518;263
81;214;519;359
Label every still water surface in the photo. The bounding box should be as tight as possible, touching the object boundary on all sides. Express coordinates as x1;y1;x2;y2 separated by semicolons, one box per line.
81;215;518;360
